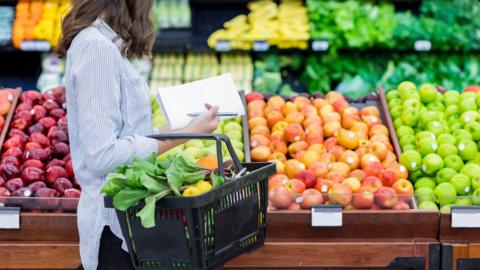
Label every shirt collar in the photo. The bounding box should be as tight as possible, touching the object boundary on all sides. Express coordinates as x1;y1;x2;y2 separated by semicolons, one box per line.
92;18;123;51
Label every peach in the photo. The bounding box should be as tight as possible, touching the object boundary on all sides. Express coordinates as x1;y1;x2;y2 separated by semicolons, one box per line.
324;122;341;137
288;141;308;157
362;176;383;191
329;145;346;160
270;131;284;142
303;115;322;129
305;123;323;136
248;108;264;118
269;174;289;190
323;112;341;123
264;106;280;117
383;151;397;167
308;143;326;155
326;171;346;183
294;150;306;161
355;146;369;159
352;186;375;209
250;134;270;148
266;110;285;128
360;106;380;118
308;162;328;178
248;117;268;130
283;123;305;143
250;125;271;137
285;112;305;125
361;154;381;169
275;160;285;174
349;169;367;181
271;140;288;155
268;185;292;209
312;98;328;111
374;187;398;209
337;129;359;149
368;141;388;161
301;105;318;118
306;132;324;145
362;115;381;127
342;177;361;192
392;179;414;202
300;189;323;209
284;159;306;179
323;137;337;151
363;162;385;177
319;152;335;163
282;101;298;115
328;183;353;206
356;132;369;141
315;178;334;193
267;96;286;110
332;98;349;113
370;134;389;144
247;99;266;111
369;124;389;137
342;106;360;117
378;169;397;187
246;92;264;103
293;96;311;109
351;122;369;134
319;104;334;118
325;92;345;105
269;152;287;162
339;150;360;170
342;115;361;129
298;170;317;188
251;146;272;162
300;150;321;167
328;162;351;176
287;203;301;210
285;179;306;195
270;121;286;133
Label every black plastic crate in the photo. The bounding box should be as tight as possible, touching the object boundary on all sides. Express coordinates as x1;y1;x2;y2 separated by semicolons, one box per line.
105;134;275;270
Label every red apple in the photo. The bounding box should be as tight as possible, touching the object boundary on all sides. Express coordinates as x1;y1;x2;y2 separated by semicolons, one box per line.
374;187;398;209
362;176;383;191
300;189;323;209
298;170;316;189
268;186;292;209
285;179;306;195
352;186;375;209
391;179;414;202
328;183;353;206
392;201;410;210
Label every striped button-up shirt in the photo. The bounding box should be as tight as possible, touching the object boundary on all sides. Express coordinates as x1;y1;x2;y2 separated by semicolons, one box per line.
64;18;158;270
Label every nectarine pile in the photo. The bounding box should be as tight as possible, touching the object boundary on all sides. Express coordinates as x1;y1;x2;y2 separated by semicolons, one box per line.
246;91;413;210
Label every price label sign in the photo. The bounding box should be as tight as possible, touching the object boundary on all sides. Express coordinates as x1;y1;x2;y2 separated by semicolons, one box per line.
311;205;342;227
253;40;269;52
0;207;20;229
215;40;231;52
414;40;432;52
20;40;51;52
312;40;329;52
451;206;480;228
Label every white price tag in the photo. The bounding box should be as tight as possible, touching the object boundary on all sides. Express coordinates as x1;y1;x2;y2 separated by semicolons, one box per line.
451;206;480;228
414;40;432;52
0;207;20;229
20;40;51;52
253;40;269;52
311;205;342;227
312;40;329;52
215;40;231;52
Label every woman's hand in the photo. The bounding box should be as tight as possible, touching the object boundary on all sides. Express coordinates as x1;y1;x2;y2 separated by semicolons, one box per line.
184;104;219;134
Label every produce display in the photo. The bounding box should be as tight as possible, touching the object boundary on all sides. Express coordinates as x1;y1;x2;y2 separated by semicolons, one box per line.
0;87;80;211
0;89;15;136
36;53;65;92
208;0;310;50
246;91;413;210
102;153;229;228
0;6;14;46
388;82;480;210
12;0;71;48
152;0;191;30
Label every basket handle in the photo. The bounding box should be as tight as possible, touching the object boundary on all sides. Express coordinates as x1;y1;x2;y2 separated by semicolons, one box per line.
147;133;244;178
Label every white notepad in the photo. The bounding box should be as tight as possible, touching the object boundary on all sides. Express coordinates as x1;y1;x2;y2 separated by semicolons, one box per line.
157;74;246;130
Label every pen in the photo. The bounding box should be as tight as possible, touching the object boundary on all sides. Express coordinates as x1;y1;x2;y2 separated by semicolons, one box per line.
187;112;238;117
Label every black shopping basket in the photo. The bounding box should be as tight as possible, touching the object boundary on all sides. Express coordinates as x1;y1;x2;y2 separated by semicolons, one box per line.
105;134;275;270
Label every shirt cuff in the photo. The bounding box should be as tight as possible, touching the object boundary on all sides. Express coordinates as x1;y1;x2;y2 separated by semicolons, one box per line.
133;135;159;158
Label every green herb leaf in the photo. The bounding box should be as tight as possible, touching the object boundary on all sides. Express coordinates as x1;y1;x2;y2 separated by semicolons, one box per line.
211;173;225;187
101;173;128;197
140;173;170;193
136;189;171;228
113;188;150;211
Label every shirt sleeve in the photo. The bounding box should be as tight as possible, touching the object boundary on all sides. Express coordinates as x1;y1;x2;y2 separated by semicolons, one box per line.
73;40;158;178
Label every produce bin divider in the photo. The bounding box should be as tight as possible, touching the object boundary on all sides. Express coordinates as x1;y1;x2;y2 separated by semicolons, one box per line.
378;87;402;157
0;88;20;152
239;90;251;162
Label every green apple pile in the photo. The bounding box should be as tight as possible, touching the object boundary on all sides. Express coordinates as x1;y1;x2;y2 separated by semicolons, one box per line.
387;82;480;211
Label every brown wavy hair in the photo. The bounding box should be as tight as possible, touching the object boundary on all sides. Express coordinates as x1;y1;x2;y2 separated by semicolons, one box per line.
56;0;155;58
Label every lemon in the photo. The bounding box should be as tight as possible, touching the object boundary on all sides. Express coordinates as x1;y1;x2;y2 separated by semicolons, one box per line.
196;181;213;193
183;187;201;197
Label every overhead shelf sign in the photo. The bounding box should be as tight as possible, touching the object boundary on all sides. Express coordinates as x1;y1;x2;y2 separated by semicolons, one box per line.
215;40;231;52
20;40;51;52
312;40;329;52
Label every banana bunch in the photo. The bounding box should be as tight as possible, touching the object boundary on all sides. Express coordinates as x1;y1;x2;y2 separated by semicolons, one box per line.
207;0;310;50
32;0;71;47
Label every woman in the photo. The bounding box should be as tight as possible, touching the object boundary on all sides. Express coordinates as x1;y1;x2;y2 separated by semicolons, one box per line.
56;1;219;269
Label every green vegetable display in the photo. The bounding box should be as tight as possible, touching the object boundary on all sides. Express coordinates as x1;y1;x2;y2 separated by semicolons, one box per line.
102;154;227;228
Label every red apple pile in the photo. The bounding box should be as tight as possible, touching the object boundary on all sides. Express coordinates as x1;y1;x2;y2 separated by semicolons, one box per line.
0;87;80;212
246;91;414;211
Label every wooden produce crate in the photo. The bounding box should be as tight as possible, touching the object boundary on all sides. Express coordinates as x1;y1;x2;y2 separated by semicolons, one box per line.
0;88;21;152
440;212;480;270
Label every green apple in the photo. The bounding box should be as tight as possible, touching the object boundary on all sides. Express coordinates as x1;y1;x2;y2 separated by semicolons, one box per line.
225;130;243;142
394;118;404;129
445;105;459;118
185;147;206;159
410;169;425;182
396;125;415;138
444;90;460;106
224;121;242;132
440;204;453;212
472;176;480;190
400;134;416;148
233;116;242;124
402;144;417;152
181;151;197;163
400;150;422;171
204;145;219;157
419;83;438;104
450;173;471;195
435;182;457;205
426;121;445;136
212;127;223;134
436;167;458;184
402;98;422;111
454;129;473;142
415;187;435;203
185;139;204;148
398;81;417;97
419;111;439;126
437;144;458;158
390;106;402;119
455;197;473;206
422;153;444;175
231;140;244;151
451;122;463;132
416;131;436;141
415;177;437;190
470;153;480;165
465;121;480;140
472;188;480;206
402;90;420;101
459;100;477;114
437;134;457;146
417;138;437;157
388;99;402;109
460;92;477;101
460;163;480;181
426;101;445;112
235;148;245;162
458;140;478;161
386;90;401;101
460;111;480;126
418;201;439;211
443;154;464;171
401;108;420;127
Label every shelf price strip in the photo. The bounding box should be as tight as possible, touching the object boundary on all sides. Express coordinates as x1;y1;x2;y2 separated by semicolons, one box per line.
0;207;20;229
253;40;269;52
451;206;480;228
311;205;342;227
215;40;231;52
20;40;51;52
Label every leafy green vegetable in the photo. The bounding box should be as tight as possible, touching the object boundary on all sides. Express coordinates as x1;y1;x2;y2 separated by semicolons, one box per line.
113;188;150;211
211;173;225;188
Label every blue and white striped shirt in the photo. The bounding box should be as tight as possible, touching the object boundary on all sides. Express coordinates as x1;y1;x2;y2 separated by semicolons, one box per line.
65;18;158;270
